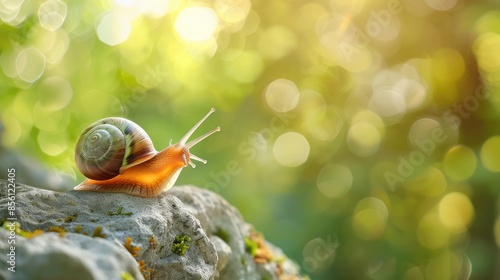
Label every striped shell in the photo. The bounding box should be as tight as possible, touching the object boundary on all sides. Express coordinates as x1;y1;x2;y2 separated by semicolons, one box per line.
75;117;157;180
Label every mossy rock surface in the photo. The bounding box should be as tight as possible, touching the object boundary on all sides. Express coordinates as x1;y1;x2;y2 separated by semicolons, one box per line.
0;181;304;280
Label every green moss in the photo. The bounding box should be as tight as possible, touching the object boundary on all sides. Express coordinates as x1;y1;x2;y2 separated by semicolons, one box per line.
108;206;132;216
1;222;44;238
276;255;286;264
244;237;258;257
171;234;191;256
121;271;135;280
213;227;230;243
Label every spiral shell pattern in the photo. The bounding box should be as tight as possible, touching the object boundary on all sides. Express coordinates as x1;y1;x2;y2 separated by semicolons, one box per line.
75;117;157;180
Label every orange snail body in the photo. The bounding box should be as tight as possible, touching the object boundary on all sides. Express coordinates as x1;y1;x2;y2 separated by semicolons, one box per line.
73;108;220;198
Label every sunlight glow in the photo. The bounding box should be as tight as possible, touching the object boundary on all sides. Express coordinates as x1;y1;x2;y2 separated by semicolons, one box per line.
175;7;219;42
96;12;131;46
38;0;67;31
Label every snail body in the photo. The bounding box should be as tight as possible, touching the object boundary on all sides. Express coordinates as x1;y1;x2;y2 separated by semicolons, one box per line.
74;108;220;197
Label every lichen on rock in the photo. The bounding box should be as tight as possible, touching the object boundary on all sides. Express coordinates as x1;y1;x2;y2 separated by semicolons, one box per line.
0;180;304;279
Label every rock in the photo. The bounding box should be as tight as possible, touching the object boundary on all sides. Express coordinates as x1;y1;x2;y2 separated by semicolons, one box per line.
169;186;302;280
0;181;304;279
0;231;142;280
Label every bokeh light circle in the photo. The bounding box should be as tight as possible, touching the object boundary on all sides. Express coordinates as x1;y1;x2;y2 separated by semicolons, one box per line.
215;0;251;24
352;197;388;240
370;86;406;119
425;0;458;11
480;136;500;172
265;79;300;113
37;129;68;156
438;192;474;233
408;118;446;149
443;145;476;181
495;217;500;247
38;0;67;31
37;76;73;111
405;167;447;197
347;122;381;157
175;7;219;42
473;33;500;76
273;132;310;167
317;164;353;198
16;47;46;83
96;12;131;46
417;213;449;249
432;48;465;82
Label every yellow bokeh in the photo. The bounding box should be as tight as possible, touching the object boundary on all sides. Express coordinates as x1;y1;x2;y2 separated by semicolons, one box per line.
405;167;447;197
273;132;310;167
480;136;500;172
424;251;468;280
352;197;388;240
495;217;500;247
432;48;465;82
443;145;477;181
438;192;474;233
473;33;500;74
265;79;300;113
417;213;449;249
348;110;385;157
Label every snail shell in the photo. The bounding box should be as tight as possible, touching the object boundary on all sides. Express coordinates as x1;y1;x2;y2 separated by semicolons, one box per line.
73;108;220;197
75;117;157;181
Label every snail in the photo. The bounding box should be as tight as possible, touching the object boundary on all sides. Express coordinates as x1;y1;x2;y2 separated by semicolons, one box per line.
73;108;220;198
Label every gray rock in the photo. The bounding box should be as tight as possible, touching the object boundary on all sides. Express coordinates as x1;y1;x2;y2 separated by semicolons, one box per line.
0;231;142;280
0;181;304;280
170;186;303;280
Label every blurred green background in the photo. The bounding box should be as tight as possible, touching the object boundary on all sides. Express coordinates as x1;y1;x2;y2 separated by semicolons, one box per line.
1;0;500;279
